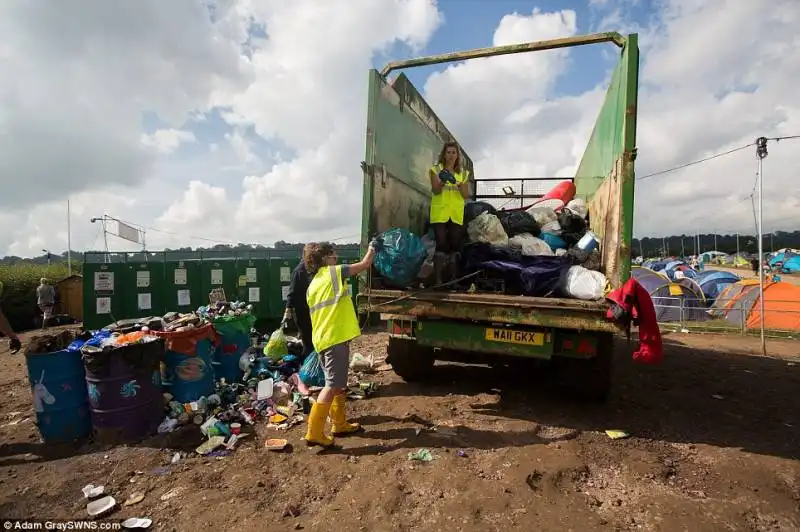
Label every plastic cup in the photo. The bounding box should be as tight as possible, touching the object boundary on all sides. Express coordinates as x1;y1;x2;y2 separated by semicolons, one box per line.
230;422;241;435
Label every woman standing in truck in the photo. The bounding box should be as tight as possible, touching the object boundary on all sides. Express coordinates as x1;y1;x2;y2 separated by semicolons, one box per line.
429;141;471;285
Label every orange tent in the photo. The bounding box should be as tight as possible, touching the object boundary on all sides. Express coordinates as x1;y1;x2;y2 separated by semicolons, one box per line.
711;280;800;331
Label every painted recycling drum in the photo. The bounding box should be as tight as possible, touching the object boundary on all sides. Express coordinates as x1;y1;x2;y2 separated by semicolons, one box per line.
25;348;92;443
83;337;165;444
211;314;256;384
154;323;218;403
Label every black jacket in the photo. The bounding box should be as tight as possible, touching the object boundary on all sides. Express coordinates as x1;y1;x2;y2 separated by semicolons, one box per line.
285;262;311;326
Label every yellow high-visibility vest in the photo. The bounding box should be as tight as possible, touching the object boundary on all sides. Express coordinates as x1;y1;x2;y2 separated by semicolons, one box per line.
429;164;469;225
307;265;360;353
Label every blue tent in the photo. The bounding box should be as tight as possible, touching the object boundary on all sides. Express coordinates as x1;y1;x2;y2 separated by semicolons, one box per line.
770;252;800;274
648;260;672;272
784;256;800;273
695;269;740;302
663;260;697;280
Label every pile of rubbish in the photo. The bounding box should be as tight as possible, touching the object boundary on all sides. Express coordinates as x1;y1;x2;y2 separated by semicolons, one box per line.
24;293;383;453
373;182;609;300
156;333;309;454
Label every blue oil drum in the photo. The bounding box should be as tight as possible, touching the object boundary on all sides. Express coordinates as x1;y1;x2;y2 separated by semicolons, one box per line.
25;349;92;443
155;324;217;403
84;339;165;444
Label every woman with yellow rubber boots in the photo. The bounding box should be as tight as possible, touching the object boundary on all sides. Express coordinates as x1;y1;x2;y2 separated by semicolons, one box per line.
429;141;471;285
302;238;381;448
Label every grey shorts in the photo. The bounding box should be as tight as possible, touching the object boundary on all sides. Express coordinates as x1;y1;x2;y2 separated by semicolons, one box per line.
320;342;350;389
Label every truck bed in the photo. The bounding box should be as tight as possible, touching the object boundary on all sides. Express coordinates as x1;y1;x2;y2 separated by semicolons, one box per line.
360;289;621;333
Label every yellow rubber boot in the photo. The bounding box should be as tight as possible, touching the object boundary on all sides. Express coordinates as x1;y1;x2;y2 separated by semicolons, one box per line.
330;394;362;436
304;401;334;448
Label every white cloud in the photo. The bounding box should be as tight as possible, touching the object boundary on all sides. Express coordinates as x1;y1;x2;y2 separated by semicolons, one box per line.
631;0;800;235
2;0;799;259
424;8;578;156
141;129;197;154
224;129;260;166
423;1;800;237
0;0;247;211
158;181;229;226
171;0;444;240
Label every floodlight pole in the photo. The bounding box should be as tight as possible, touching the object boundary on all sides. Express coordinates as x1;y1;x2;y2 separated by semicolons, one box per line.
756;137;767;356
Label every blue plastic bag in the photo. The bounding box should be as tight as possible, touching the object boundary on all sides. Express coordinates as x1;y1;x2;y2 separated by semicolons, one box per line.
299;352;326;387
541;232;567;251
374;228;428;287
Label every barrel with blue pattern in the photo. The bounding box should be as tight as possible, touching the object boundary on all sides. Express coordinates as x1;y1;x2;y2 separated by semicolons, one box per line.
85;340;164;444
25;349;92;443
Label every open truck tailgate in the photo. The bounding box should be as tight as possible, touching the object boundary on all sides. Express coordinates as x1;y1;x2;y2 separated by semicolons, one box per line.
361;289;622;333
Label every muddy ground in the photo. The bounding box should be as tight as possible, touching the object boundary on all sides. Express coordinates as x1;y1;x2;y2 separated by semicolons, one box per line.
0;328;798;531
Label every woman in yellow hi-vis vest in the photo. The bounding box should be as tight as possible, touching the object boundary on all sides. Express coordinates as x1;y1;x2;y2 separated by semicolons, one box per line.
429;141;471;285
303;239;380;447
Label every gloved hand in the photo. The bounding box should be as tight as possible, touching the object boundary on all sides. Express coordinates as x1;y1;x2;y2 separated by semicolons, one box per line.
9;337;21;354
438;169;457;184
369;235;385;252
281;311;293;332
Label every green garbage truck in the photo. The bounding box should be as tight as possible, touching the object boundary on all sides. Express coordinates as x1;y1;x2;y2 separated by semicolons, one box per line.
358;32;639;401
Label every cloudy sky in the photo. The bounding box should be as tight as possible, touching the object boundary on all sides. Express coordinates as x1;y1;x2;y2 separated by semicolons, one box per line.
1;0;798;258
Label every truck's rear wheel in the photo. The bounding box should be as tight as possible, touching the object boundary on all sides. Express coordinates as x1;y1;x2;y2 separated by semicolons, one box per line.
554;333;614;402
386;337;435;382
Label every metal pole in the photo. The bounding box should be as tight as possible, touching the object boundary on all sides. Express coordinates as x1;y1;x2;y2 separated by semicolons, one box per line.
756;137;767;356
714;232;718;251
736;233;740;256
102;216;109;262
380;32;625;76
67;200;72;277
662;237;666;256
681;238;685;257
639;239;644;258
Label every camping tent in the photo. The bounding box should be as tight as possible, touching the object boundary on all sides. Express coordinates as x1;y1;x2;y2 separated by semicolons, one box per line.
724;253;751;267
663;260;698;280
695;270;741;302
710;280;800;331
631;267;708;322
700;251;726;263
770;252;800;274
647;259;672;273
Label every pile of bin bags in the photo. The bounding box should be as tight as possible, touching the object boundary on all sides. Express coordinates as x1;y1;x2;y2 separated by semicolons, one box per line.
461;199;608;300
374;200;608;300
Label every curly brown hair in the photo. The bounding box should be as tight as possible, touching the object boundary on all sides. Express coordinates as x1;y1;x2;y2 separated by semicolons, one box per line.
436;141;462;173
303;242;335;276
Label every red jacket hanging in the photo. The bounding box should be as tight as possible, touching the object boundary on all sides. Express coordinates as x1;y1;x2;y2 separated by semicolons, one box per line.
606;278;663;364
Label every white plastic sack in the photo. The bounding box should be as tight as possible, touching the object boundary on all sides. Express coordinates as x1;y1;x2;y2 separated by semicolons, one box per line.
540;220;562;234
467;212;508;246
526;206;558;226
565;198;588;218
509;233;553;256
563;266;606;300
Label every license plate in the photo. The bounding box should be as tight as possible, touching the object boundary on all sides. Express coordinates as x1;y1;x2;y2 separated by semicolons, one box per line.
484;328;545;346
